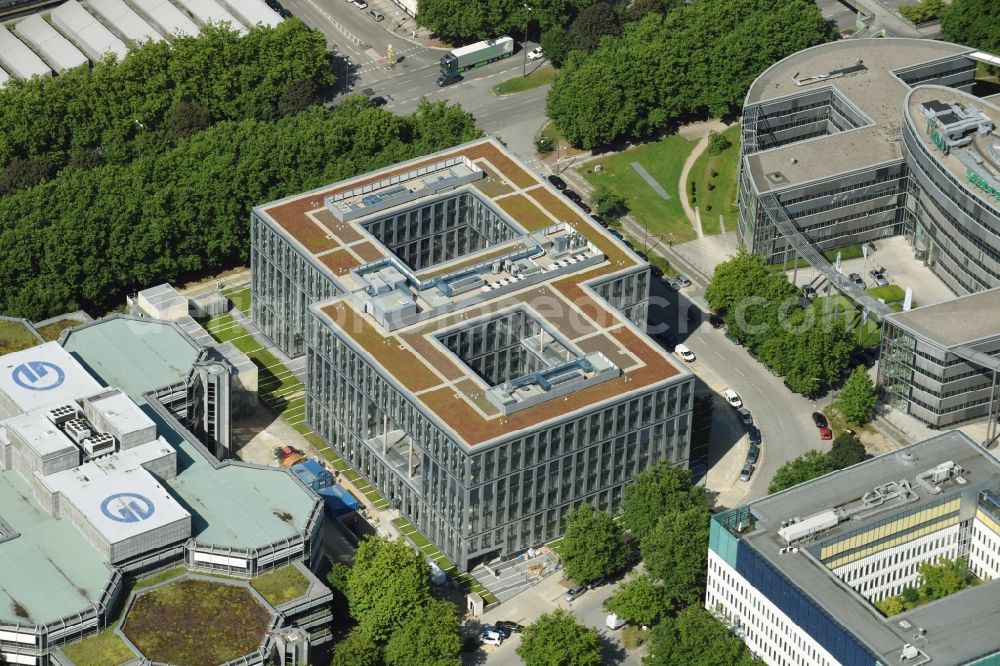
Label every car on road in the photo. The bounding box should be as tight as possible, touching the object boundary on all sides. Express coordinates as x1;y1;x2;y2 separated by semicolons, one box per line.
811;412;829;428
659;330;678;350
609;229;624;240
352;0;367;8
436;72;461;87
562;189;582;203
675;274;692;288
577;202;592;214
748;425;761;446
563;584;587;602
527;47;544;60
709;313;724;328
737;407;752;427
746;444;760;465
368;95;387;106
739;463;755;482
480;630;503;646
723;388;743;408
848;272;865;287
486;624;512;639
675;344;696;362
820;426;833;440
547;174;567;190
662;277;681;291
590;214;608;228
802;285;818;300
367;9;383;20
687;304;700;323
495;620;524;634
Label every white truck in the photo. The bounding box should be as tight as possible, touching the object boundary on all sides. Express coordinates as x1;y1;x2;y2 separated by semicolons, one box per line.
439;36;513;74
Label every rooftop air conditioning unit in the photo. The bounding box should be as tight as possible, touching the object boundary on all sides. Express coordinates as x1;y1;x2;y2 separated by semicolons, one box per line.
81;432;115;457
63;418;92;444
47;405;78;426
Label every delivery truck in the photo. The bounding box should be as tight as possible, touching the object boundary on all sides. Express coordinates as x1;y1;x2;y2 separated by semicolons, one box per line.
440;36;514;74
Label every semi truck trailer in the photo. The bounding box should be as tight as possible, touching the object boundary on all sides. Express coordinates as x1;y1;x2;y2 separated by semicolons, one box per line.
440;36;513;74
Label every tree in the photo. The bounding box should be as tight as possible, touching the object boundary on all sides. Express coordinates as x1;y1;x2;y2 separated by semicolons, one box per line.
917;556;974;602
621;462;706;540
331;627;382;666
346;536;432;642
704;251;774;317
942;0;1000;54
384;598;463;666
838;366;878;424
568;2;621;52
277;77;319;116
541;25;575;67
875;595;905;617
640;506;711;606
768;450;835;493
898;0;944;23
166;101;213;141
604;573;673;626
560;503;627;584
644;606;756;666
707;130;732;155
828;431;870;470
517;609;602;666
591;185;628;220
415;0;592;43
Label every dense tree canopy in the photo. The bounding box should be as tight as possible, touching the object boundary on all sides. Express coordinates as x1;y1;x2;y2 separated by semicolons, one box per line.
548;0;834;148
838;366;878;424
346;537;433;642
331;628;382;666
620;462;707;541
560;503;628;584
0;20;331;191
641;506;711;606
644;606;756;666
828;431;870;470
517;609;603;666
768;450;835;493
605;573;673;626
416;0;594;43
383;599;463;666
941;0;1000;53
0;98;481;320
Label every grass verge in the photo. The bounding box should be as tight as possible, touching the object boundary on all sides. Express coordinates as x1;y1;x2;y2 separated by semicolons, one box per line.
60;621;135;666
223;285;251;316
581;135;699;244
132;565;187;591
811;296;881;348
494;65;556;95
689;125;741;235
621;625;652;649
251;564;310;606
0;319;40;354
822;404;877;437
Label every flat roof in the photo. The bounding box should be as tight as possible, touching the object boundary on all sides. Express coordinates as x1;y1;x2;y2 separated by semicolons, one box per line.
88;390;157;436
885;287;1000;348
172;0;246;34
256;138;687;448
86;0;164;44
740;431;1000;666
0;469;113;624
128;0;200;38
63;317;317;547
5;411;78;459
0;342;104;416
744;39;972;192
14;14;89;73
0;24;52;78
50;0;129;62
219;0;282;28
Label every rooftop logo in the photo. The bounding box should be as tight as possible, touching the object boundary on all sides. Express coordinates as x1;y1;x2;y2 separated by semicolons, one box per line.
926;119;948;155
11;361;65;392
967;169;1000;202
101;493;155;524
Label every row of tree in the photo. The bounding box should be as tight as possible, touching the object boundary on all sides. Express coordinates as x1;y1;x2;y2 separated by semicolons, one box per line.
940;0;1000;55
705;251;858;397
0;20;331;193
875;556;977;617
546;0;834;149
768;431;871;493
0;98;482;320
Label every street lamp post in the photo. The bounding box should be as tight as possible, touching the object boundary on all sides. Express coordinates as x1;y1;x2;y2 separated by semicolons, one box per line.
522;4;531;78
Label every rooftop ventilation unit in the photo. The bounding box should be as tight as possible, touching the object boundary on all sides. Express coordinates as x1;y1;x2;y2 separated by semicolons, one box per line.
47;405;78;426
81;432;115;457
778;509;842;544
63;418;93;444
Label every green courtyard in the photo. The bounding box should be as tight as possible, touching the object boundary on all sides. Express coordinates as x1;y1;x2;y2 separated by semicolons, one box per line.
688;125;741;235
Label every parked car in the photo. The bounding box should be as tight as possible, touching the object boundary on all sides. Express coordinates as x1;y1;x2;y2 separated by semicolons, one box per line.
352;0;367;8
724;330;743;345
577;202;592;214
367;9;383;19
746;444;760;465
675;274;692;288
486;624;512;639
436;72;461;87
724;388;743;408
739;463;755;482
675;344;696;362
802;285;818;300
547;174;567;190
495;620;524;633
368;95;388;106
748;425;762;446
820;426;833;440
274;445;304;461
527;47;544;60
562;189;582;203
869;267;889;287
709;313;724;329
659;330;678;351
811;412;829;428
848;272;865;287
662;277;681;291
480;630;503;646
737;407;753;427
563;584;587;602
590;214;608;228
852;348;876;368
687;304;700;323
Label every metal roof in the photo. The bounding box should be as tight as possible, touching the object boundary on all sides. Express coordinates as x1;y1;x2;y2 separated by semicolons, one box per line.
50;0;129;63
171;0;246;35
85;0;163;44
127;0;199;38
14;14;88;73
218;0;281;28
0;24;52;79
0;342;103;416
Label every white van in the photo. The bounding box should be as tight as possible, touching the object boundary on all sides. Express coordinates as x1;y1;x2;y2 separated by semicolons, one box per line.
606;613;626;630
480;629;503;646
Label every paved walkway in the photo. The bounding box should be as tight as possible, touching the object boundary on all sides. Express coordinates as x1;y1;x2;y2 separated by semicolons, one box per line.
677;119;728;238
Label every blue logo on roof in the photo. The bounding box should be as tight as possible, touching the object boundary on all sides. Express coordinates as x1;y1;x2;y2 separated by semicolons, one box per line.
101;493;155;524
12;361;65;392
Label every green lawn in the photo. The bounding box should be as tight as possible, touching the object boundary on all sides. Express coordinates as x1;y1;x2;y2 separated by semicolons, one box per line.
689;125;741;235
812;295;882;347
0;318;40;354
250;565;310;606
133;565;187;591
494;65;556;95
581;135;699;244
60;622;135;666
223;285;251;316
35;318;79;341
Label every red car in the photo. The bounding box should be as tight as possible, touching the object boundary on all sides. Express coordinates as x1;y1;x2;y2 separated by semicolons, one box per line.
819;426;833;440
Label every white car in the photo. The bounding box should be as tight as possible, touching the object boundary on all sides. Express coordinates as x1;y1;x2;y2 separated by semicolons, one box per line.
724;388;743;408
675;344;696;362
480;630;503;646
527;47;543;60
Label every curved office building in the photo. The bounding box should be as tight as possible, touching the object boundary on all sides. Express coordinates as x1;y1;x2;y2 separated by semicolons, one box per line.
738;39;1000;429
